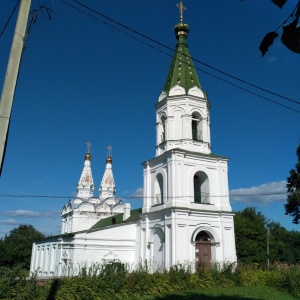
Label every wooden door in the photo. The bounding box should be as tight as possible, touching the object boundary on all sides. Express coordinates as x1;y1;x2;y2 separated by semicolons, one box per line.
195;241;211;265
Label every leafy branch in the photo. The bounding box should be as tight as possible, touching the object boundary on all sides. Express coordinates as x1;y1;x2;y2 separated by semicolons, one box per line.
244;0;300;56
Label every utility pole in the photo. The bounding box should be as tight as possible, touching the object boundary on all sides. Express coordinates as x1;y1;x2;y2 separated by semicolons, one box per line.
267;228;270;269
0;0;31;175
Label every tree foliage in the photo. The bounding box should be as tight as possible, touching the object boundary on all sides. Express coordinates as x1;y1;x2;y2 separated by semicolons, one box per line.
243;0;300;55
261;1;300;55
234;207;300;264
285;144;300;224
0;224;45;270
234;207;268;263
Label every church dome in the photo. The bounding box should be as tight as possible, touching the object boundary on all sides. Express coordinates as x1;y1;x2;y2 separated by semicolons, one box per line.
174;22;189;37
85;153;91;161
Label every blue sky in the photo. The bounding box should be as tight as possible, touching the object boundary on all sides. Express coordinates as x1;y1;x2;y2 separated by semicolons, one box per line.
0;0;299;238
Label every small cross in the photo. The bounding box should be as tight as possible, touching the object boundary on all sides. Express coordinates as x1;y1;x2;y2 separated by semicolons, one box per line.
86;141;91;153
107;145;112;157
177;1;186;22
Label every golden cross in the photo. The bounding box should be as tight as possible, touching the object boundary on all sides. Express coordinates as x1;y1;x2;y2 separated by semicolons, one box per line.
177;1;186;22
86;141;91;153
107;145;112;157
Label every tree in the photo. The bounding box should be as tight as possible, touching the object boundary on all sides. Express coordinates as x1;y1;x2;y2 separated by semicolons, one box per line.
234;207;268;263
267;221;299;263
0;225;45;270
285;144;300;224
235;206;300;265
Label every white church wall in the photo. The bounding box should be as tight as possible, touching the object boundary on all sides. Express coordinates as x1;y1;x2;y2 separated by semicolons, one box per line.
30;223;138;277
139;206;236;271
220;214;237;262
175;223;189;263
145;150;231;211
71;223;137;269
31;238;67;277
70;212;102;233
151;232;164;270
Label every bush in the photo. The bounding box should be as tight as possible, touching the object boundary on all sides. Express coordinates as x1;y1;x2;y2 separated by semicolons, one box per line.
1;262;300;299
273;266;300;298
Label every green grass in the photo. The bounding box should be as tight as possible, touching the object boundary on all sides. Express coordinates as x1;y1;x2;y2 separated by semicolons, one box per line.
138;286;298;300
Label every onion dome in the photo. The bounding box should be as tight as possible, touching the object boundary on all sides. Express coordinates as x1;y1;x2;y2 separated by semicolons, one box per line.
85;153;91;161
174;22;189;38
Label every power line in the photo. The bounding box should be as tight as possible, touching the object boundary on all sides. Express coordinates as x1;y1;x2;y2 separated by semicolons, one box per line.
0;192;287;200
0;0;20;39
59;0;300;110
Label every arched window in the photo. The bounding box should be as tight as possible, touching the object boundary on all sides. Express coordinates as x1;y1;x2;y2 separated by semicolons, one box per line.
191;112;202;141
195;231;211;241
154;173;164;205
193;171;209;204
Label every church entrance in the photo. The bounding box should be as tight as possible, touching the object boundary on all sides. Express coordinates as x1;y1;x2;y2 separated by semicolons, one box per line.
195;231;211;266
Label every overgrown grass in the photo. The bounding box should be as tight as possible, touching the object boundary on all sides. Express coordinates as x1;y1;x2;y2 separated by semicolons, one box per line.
138;286;298;300
0;262;300;299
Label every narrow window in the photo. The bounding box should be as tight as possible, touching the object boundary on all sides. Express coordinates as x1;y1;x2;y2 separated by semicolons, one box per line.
155;173;164;205
193;172;209;204
161;116;166;143
194;174;201;203
192;112;202;141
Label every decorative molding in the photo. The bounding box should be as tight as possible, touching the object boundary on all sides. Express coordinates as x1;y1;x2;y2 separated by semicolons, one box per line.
188;86;204;98
158;91;167;102
102;251;120;263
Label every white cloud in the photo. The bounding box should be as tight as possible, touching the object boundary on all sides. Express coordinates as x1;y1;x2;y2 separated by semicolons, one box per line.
0;210;60;218
229;181;287;204
0;219;20;225
130;187;143;199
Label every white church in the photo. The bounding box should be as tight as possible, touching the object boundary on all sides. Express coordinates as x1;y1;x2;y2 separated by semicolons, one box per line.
30;6;237;277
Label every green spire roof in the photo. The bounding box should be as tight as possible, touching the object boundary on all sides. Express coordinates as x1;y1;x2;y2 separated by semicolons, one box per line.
163;21;201;94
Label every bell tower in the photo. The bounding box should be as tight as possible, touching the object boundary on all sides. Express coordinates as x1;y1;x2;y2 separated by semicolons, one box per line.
156;4;211;157
140;2;236;268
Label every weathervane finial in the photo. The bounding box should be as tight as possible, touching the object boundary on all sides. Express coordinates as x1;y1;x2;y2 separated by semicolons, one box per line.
177;1;186;22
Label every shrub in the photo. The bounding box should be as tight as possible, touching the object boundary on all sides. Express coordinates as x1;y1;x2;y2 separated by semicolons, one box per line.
1;262;300;299
273;266;300;298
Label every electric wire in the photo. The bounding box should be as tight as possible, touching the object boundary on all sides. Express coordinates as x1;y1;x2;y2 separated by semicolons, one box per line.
60;0;300;108
274;1;299;32
0;0;20;39
0;192;287;200
57;0;300;113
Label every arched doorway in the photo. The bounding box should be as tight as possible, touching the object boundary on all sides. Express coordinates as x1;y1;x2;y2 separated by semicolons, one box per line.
195;231;211;265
